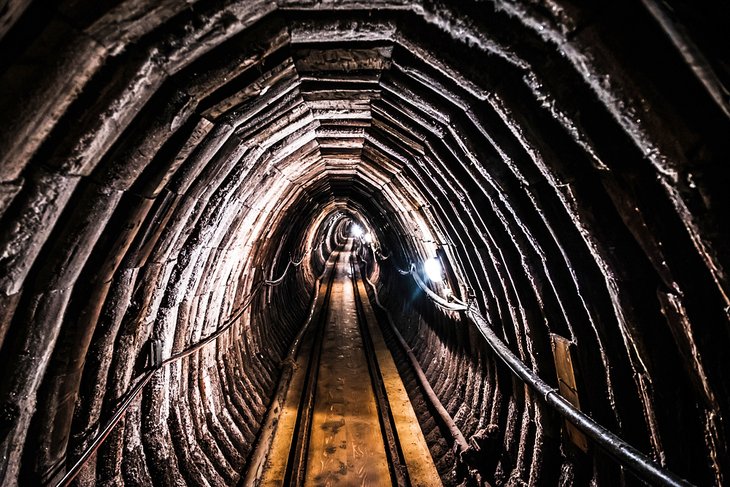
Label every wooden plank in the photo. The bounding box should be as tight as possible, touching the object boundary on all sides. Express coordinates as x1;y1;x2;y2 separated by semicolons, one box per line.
550;333;589;452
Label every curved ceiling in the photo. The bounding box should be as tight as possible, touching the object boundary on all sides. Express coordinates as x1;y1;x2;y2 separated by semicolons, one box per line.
0;1;728;486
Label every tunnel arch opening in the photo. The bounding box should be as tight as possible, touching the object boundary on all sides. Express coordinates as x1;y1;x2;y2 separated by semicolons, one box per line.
0;2;727;486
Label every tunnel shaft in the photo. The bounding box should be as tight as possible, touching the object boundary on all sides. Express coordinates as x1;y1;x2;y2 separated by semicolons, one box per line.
0;1;729;486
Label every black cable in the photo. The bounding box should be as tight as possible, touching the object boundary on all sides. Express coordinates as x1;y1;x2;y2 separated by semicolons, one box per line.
54;250;312;487
378;247;693;486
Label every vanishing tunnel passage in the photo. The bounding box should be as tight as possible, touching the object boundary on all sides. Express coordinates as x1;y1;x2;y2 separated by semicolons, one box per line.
0;1;728;486
253;237;441;487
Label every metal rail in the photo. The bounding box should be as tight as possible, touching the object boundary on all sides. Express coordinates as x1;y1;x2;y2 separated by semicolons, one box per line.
282;251;338;487
381;254;694;487
358;258;470;458
54;250;311;487
283;248;413;486
242;247;339;486
350;257;411;487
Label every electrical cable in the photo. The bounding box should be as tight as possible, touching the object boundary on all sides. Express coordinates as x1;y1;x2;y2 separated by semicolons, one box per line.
54;248;314;487
378;247;693;486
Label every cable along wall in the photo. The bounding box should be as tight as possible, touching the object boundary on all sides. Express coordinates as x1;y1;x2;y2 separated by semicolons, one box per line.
0;1;727;486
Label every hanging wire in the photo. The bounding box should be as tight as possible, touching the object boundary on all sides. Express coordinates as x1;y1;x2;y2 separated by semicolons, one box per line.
375;248;391;261
55;248;313;487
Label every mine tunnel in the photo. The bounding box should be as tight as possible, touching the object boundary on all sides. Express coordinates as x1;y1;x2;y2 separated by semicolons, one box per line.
0;1;729;486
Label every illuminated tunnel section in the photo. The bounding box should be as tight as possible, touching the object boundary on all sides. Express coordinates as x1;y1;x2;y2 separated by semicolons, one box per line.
0;1;728;486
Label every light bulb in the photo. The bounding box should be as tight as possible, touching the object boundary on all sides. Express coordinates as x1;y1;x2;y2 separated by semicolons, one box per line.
424;257;443;282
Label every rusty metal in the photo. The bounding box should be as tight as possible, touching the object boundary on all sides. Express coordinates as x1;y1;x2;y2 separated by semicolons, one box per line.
284;247;414;486
242;249;339;485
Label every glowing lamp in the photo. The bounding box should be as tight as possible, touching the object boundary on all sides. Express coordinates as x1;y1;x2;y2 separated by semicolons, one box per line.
424;257;443;283
351;224;363;238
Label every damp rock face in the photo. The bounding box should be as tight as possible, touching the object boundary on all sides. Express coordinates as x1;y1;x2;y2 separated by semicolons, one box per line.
0;1;728;486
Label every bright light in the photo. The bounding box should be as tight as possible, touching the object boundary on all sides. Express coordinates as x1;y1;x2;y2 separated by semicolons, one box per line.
363;233;373;244
351;224;363;238
424;257;443;283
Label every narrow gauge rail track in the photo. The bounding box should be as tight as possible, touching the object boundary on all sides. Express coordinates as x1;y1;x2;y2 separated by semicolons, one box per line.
281;248;338;486
350;255;411;487
280;246;413;487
